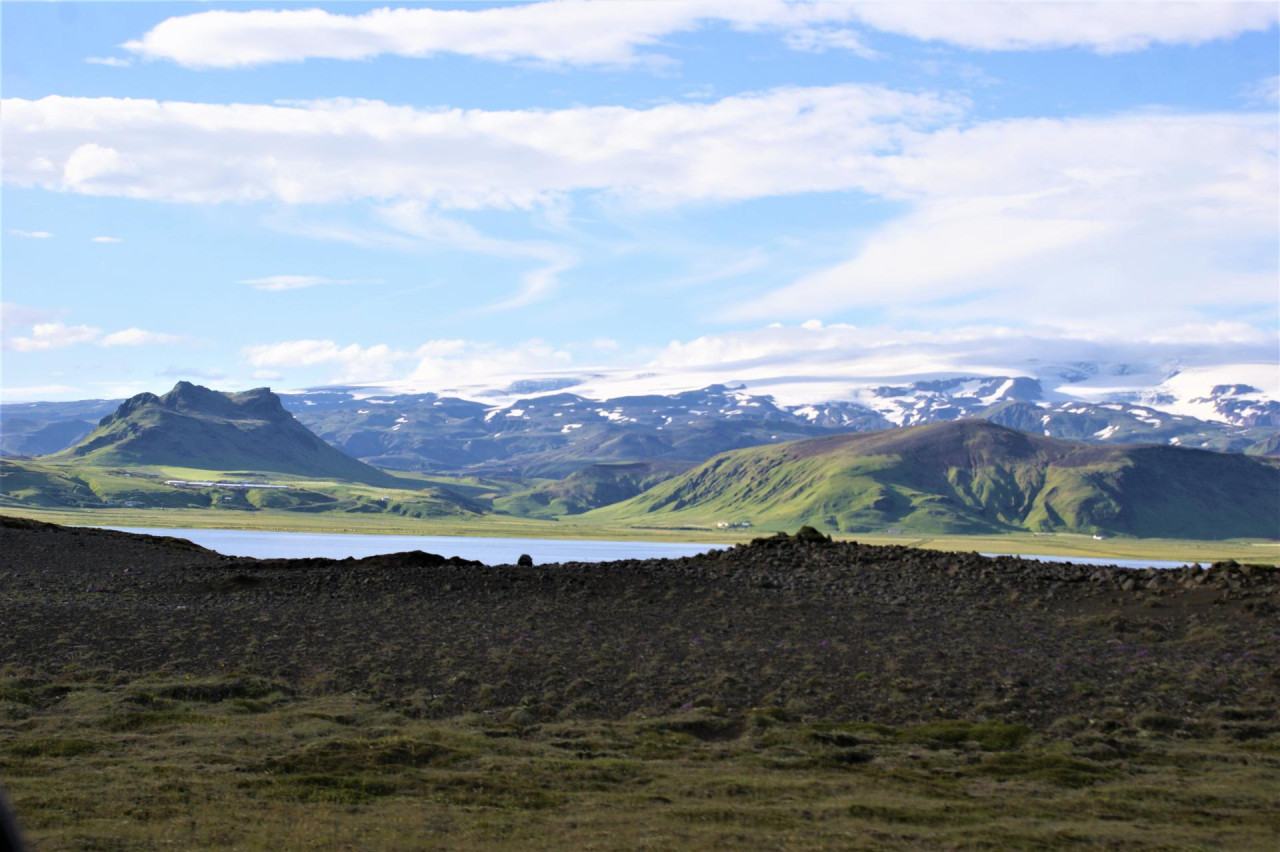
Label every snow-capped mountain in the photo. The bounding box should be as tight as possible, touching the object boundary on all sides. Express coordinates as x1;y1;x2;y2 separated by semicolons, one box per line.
270;370;1277;476
4;361;1276;473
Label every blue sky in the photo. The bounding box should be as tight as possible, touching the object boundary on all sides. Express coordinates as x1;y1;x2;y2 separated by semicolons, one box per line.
2;1;1277;402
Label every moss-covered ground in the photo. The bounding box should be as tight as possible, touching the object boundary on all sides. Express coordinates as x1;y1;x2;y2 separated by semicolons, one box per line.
3;673;1278;851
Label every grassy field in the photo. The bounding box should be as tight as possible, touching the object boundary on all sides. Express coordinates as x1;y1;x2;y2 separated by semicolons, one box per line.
1;504;1276;563
3;672;1278;851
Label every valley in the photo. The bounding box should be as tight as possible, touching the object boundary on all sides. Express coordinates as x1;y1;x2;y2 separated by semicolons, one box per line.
2;382;1277;564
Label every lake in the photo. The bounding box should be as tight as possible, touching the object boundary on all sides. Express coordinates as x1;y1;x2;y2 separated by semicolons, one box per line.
102;527;726;563
99;526;1200;569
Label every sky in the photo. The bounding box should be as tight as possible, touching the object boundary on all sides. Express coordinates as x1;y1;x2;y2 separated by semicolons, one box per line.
2;1;1278;403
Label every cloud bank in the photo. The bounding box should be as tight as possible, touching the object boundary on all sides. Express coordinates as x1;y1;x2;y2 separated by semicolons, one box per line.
1;86;959;206
4;84;1272;333
121;1;1278;69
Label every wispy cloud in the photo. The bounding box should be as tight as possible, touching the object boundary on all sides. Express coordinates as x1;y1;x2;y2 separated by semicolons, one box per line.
157;366;227;381
7;322;101;351
724;111;1278;336
1;303;57;331
100;328;185;347
91;236;123;244
378;202;578;310
6;322;185;351
85;56;132;68
1241;74;1280;106
10;230;52;239
238;275;377;291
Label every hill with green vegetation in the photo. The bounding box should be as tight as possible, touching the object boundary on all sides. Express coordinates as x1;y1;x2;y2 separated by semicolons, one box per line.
49;382;401;486
494;460;693;518
588;420;1280;538
0;382;497;520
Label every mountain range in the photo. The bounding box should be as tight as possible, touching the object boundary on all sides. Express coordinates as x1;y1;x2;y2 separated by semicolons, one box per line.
4;371;1276;477
2;381;1277;539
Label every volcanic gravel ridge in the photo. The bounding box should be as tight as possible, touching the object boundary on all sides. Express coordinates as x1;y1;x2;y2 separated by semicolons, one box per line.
2;516;1277;734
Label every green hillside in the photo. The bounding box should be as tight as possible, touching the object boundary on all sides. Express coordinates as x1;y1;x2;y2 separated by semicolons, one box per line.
494;460;692;518
588;420;1280;538
50;382;400;486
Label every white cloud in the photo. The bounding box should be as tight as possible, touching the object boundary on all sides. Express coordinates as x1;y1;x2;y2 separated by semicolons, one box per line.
239;275;374;291
7;322;101;351
241;339;412;383
0;86;959;206
2;91;1272;336
850;2;1278;54
10;230;53;239
99;328;185;347
5;320;184;350
407;339;573;388
239;336;576;388
121;2;864;69
727;111;1278;333
120;1;1277;70
62;143;135;188
85;56;132;68
91;236;123;243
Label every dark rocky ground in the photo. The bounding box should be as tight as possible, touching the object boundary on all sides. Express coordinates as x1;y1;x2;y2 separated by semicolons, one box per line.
3;516;1277;735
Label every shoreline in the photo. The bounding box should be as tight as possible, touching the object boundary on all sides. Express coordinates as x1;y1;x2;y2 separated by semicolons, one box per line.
1;505;1275;564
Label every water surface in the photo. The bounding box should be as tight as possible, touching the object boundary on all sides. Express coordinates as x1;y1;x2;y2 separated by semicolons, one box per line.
98;526;1201;570
103;527;723;564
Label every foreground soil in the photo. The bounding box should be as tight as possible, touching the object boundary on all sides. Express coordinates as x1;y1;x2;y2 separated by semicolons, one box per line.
2;516;1278;850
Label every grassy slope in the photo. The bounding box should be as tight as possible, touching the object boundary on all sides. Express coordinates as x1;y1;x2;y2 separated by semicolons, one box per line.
494;460;692;518
588;421;1280;539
